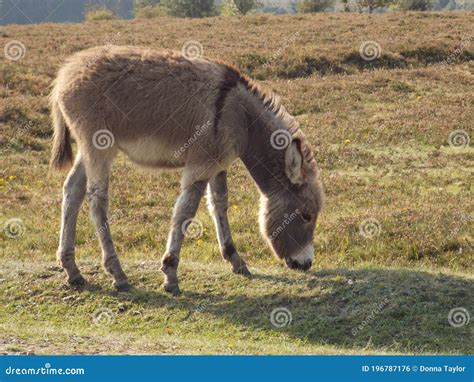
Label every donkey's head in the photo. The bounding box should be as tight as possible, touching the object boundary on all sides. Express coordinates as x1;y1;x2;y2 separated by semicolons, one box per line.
259;136;323;271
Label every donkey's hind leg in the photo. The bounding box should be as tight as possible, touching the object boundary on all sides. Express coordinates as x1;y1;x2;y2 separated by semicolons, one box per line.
85;159;130;291
57;155;87;286
206;171;250;276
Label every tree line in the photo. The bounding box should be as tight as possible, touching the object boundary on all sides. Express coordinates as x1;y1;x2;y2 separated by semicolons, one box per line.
137;0;472;16
0;0;471;25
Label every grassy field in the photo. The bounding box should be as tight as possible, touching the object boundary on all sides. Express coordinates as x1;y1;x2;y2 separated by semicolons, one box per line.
0;12;473;355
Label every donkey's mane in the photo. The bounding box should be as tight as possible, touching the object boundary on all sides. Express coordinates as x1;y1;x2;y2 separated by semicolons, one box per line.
220;63;316;170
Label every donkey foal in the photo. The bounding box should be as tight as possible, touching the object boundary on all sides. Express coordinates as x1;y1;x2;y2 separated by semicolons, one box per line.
50;46;323;294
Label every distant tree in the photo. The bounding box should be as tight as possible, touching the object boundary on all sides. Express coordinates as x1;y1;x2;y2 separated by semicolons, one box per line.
240;0;262;14
134;0;167;17
396;0;432;9
297;0;334;12
161;0;215;17
341;0;363;11
134;0;160;7
341;0;392;12
457;0;474;9
220;0;262;15
220;0;239;15
85;6;117;21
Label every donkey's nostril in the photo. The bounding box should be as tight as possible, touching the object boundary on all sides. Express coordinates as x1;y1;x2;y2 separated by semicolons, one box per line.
286;259;312;271
286;259;299;270
301;260;312;271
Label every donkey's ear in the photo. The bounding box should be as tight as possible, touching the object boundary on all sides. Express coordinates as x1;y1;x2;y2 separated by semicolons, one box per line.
285;139;304;185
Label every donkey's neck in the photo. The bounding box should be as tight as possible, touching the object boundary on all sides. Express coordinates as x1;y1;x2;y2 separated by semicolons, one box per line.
240;112;289;196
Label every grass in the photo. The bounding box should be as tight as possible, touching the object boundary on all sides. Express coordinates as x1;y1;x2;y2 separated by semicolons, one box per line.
1;261;472;354
0;12;473;354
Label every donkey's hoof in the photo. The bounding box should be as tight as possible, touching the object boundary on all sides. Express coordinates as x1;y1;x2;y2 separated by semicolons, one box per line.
68;274;87;287
115;280;131;292
233;265;252;277
163;283;181;296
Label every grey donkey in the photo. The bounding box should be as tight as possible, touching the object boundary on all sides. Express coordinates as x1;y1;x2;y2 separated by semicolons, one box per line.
50;46;323;294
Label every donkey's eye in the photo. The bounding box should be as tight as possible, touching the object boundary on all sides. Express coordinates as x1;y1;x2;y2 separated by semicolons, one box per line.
301;213;312;223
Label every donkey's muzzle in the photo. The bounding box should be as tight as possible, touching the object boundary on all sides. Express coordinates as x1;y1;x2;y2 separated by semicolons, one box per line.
286;258;312;271
286;243;314;271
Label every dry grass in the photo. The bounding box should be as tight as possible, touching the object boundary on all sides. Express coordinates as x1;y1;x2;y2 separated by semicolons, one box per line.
0;12;473;355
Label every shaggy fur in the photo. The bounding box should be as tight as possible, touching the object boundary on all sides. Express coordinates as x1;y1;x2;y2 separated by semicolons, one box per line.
50;46;323;293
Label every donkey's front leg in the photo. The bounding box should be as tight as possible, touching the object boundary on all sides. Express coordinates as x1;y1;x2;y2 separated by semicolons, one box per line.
161;179;208;295
206;171;250;276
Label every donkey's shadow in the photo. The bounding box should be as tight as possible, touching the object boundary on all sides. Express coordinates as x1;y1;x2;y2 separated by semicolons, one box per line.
94;266;472;354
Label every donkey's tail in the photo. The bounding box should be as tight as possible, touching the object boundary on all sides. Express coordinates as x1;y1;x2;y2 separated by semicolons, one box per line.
49;96;73;172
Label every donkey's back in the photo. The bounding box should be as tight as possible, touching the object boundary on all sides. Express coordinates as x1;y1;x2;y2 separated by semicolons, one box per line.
51;46;240;177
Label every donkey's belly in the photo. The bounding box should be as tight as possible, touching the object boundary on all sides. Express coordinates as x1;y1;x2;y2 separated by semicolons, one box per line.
119;138;186;169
